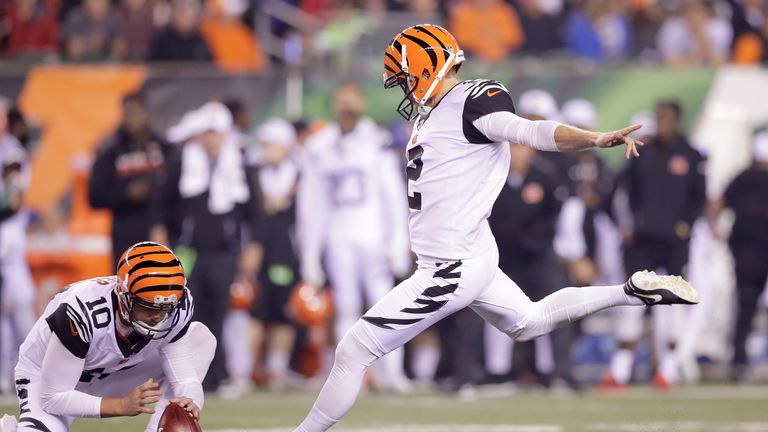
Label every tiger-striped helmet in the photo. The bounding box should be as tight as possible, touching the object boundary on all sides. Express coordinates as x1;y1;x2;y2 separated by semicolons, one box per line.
383;24;465;120
115;241;187;339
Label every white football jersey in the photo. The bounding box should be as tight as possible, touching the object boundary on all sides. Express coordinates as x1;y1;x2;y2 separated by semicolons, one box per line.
298;117;407;248
16;277;193;396
406;79;516;260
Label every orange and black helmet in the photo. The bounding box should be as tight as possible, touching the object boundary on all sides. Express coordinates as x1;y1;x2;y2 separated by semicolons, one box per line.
115;241;187;339
383;24;465;120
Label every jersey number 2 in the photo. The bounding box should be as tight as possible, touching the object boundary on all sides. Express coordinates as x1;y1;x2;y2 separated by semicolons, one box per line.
407;145;424;210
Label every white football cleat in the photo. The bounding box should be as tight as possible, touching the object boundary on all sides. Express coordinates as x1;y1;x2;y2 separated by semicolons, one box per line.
624;270;700;305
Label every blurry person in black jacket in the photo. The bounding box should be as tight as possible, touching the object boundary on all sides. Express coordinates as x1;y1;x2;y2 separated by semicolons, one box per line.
151;101;261;391
616;100;706;387
710;130;768;382
486;143;573;390
89;92;174;261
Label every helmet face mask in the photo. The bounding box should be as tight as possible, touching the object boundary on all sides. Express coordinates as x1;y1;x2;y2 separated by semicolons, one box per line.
385;71;419;121
122;291;183;339
115;242;187;340
383;24;464;121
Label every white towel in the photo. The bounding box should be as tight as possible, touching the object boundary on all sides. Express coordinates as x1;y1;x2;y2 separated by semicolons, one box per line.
179;134;250;214
259;160;298;201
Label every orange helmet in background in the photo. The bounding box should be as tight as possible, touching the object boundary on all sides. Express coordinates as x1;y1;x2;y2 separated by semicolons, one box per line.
383;24;465;120
289;282;333;327
116;241;187;339
230;277;258;310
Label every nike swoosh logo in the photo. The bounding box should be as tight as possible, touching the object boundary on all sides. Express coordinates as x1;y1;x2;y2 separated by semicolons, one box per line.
487;89;502;97
69;320;78;337
633;292;662;304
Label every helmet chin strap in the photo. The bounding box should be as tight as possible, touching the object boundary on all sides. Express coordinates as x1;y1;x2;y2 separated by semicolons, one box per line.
416;50;458;117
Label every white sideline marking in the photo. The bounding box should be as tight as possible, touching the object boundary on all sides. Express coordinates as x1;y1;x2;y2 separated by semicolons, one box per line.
210;422;768;432
211;425;563;432
589;422;768;432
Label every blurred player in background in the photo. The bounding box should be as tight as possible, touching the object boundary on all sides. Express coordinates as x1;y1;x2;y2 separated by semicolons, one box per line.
0;100;36;396
220;117;302;398
6;242;215;432
248;119;301;391
152;101;262;392
709;130;768;382
297;83;412;393
293;24;700;432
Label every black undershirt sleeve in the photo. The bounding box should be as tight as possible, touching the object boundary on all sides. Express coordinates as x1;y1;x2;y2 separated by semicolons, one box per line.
462;80;516;144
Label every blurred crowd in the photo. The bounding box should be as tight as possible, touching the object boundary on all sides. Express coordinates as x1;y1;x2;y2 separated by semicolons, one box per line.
1;80;767;399
2;0;768;67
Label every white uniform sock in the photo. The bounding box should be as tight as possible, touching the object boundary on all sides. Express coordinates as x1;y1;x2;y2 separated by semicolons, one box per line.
295;333;378;432
610;348;634;385
659;350;678;384
266;351;290;378
377;347;409;390
484;323;513;375
519;285;642;341
412;344;440;382
534;334;555;375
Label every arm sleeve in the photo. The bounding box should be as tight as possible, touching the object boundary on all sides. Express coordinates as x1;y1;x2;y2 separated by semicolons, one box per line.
160;322;215;411
38;333;102;418
472;111;560;152
296;149;328;286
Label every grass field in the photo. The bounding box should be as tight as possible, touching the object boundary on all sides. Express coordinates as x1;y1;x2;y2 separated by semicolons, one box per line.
2;385;768;431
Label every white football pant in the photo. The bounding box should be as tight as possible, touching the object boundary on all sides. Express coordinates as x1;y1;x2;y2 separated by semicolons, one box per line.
295;245;641;431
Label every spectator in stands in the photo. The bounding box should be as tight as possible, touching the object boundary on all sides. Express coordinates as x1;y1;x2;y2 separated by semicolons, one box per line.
565;0;633;62
61;0;124;61
627;0;664;59
88;92;174;262
729;0;768;64
314;0;375;71
199;0;266;72
514;0;564;54
148;0;212;62
656;0;732;67
152;101;261;392
709;131;768;382
450;0;524;64
0;0;58;58
117;0;156;62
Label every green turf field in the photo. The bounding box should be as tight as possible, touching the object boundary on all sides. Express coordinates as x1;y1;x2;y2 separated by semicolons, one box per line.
3;385;768;431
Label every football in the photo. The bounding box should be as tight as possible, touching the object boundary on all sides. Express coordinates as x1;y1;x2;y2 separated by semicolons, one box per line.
157;402;202;432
